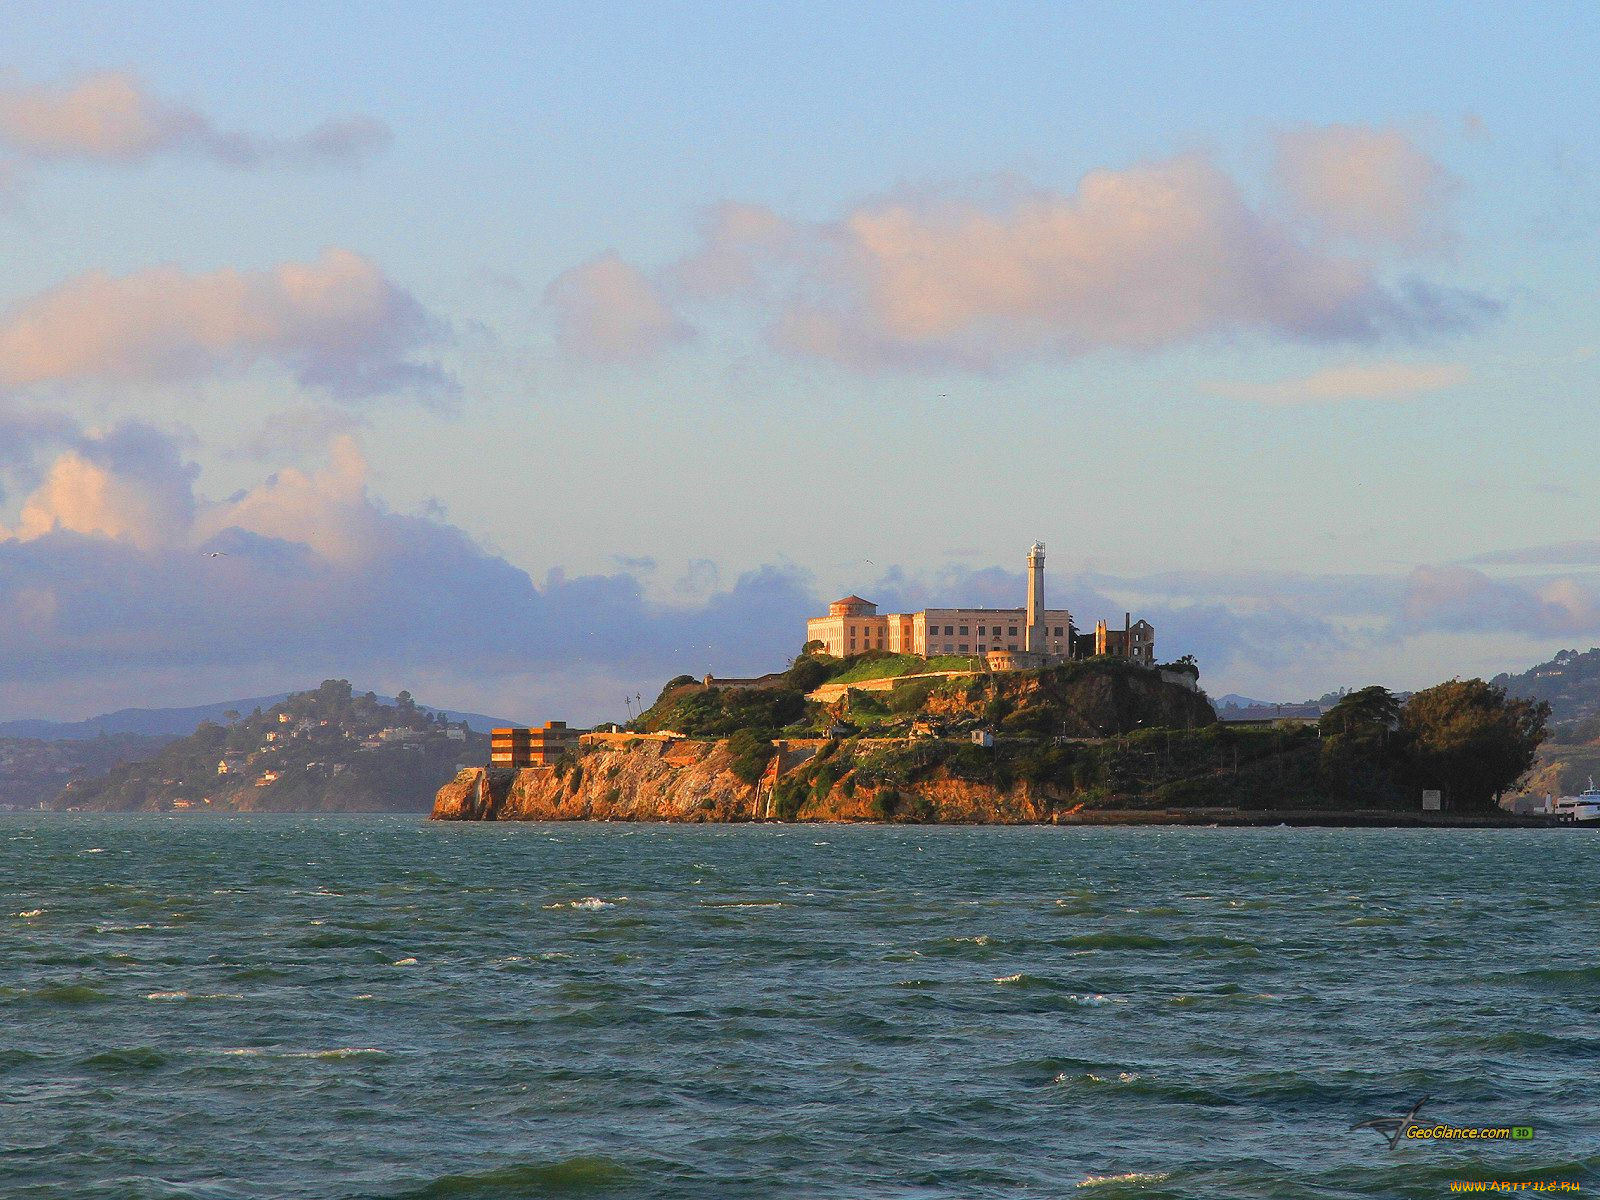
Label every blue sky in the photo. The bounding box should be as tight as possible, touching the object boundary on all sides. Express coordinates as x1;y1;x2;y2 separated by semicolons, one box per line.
1;2;1598;722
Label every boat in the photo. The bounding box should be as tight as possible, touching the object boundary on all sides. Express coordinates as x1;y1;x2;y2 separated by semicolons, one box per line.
1550;778;1600;822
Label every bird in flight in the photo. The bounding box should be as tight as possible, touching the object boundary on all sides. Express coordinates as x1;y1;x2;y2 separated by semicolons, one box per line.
203;551;228;558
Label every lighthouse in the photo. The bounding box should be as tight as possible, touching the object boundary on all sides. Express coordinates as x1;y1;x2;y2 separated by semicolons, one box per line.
1025;541;1046;653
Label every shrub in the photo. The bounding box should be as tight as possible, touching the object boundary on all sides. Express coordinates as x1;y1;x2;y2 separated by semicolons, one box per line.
773;777;807;820
888;680;934;714
727;729;775;785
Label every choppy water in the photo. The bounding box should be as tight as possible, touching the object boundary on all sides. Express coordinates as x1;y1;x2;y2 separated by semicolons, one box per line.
2;815;1597;1198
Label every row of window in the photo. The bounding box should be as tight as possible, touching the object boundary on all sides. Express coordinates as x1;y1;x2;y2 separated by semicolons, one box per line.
925;624;1070;637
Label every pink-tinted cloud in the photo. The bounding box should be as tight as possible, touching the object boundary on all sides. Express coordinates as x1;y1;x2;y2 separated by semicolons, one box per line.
562;147;1493;372
2;422;197;549
0;249;451;400
544;253;693;363
1401;564;1600;636
1274;124;1456;246
0;70;390;167
1204;360;1469;405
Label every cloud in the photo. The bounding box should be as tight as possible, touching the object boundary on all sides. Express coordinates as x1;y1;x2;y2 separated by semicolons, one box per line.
0;249;452;400
3;424;1589;723
0;70;390;168
2;422;198;549
1274;124;1456;247
1400;565;1600;636
0;428;821;722
562;143;1494;372
545;253;693;363
1204;360;1469;405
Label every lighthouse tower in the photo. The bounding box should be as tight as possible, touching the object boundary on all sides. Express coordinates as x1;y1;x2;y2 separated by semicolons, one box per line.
1025;542;1046;654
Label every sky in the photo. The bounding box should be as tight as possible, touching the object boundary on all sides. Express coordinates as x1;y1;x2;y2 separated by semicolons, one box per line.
1;1;1599;724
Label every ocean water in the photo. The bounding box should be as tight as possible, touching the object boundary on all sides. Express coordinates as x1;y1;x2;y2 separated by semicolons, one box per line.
2;816;1596;1199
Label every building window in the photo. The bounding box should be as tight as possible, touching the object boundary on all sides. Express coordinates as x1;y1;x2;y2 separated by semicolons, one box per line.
1008;626;1018;635
944;625;954;635
958;644;968;652
1054;626;1063;636
958;625;968;635
978;625;987;635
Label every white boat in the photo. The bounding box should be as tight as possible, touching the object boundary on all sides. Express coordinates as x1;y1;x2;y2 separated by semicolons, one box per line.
1549;778;1600;822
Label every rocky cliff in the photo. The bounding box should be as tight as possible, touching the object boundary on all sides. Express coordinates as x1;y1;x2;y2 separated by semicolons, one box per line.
432;737;1061;824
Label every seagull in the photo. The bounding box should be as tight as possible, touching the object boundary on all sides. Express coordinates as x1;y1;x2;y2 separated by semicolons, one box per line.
203;551;228;558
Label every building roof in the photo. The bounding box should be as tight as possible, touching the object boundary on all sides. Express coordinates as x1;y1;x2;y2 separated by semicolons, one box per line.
833;594;875;607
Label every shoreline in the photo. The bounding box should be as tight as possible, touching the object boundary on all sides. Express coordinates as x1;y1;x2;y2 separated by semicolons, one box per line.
1042;807;1569;829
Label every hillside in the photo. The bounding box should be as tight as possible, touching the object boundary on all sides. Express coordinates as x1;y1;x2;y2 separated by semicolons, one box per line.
1494;647;1600;726
0;693;517;740
632;652;1215;741
53;680;488;813
0;734;174;810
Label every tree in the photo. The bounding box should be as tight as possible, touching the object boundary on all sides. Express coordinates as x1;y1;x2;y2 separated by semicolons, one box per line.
1319;685;1401;740
1401;679;1549;811
1318;686;1404;806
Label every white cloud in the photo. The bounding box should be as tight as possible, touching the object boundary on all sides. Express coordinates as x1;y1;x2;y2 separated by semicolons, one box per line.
544;253;693;363
0;249;451;399
1274;123;1456;247
0;70;390;168
555;143;1494;372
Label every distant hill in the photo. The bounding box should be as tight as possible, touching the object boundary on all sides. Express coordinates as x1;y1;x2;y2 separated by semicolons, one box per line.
1493;647;1600;724
0;734;175;810
52;680;492;813
0;692;520;740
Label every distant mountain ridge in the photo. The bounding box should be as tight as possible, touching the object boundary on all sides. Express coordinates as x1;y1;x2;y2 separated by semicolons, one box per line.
0;693;522;740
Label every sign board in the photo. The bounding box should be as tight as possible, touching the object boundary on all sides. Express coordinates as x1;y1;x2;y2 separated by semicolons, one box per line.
1422;790;1442;811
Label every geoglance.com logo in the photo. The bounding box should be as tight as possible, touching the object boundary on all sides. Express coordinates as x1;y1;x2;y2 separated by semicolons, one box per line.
1350;1096;1533;1149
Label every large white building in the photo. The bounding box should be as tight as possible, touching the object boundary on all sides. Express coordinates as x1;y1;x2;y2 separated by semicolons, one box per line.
805;543;1154;668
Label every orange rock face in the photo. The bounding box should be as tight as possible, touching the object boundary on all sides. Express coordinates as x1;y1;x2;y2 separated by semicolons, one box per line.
431;739;1060;824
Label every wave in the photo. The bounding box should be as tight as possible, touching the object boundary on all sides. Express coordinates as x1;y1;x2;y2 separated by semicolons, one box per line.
1077;1171;1171;1189
26;982;111;1004
83;1046;168;1072
386;1156;632;1198
1062;932;1167;950
543;897;621;911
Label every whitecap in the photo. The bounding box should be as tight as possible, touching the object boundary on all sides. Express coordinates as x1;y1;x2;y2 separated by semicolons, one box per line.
1078;1172;1171;1188
994;973;1025;984
147;991;189;1000
15;909;42;918
83;848;105;854
1067;993;1122;1006
953;935;991;945
391;957;418;966
545;897;616;911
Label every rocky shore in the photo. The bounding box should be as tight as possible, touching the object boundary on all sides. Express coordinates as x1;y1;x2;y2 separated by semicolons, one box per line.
431;738;1562;827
